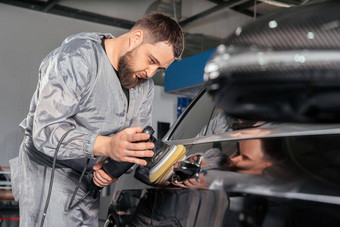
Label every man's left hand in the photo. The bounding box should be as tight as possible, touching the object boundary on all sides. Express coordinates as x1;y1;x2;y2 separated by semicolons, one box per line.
93;158;117;187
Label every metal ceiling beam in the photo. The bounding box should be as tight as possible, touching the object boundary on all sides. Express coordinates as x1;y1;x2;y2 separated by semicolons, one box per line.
0;0;135;29
258;0;303;7
179;0;250;27
49;5;135;29
43;0;59;12
231;0;261;17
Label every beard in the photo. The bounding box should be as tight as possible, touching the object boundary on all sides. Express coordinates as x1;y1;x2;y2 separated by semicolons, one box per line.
118;48;147;89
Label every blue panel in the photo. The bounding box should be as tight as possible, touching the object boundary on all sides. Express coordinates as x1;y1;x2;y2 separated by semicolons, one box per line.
164;48;216;93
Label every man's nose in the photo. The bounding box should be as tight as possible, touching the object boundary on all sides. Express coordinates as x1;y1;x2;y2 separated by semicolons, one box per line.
146;66;159;78
230;155;241;164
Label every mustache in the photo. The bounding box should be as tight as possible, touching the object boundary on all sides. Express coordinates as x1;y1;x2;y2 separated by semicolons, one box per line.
118;72;147;89
134;71;147;79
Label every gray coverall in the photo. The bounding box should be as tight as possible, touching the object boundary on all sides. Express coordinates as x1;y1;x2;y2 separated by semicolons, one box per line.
9;32;154;226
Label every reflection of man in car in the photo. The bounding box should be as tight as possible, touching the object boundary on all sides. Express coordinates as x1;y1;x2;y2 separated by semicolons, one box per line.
229;139;273;175
172;138;286;189
197;112;267;137
197;112;231;136
171;110;285;188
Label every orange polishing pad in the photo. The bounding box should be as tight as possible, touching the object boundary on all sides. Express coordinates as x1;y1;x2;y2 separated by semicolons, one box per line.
149;145;186;183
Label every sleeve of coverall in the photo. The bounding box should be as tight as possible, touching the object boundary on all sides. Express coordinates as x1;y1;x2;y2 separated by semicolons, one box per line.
32;48;97;160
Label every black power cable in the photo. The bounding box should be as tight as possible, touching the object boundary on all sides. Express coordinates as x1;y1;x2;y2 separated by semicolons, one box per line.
39;128;74;227
66;158;91;211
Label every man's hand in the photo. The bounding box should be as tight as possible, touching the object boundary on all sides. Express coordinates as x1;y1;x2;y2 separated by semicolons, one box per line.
93;127;154;166
172;173;208;189
93;158;117;187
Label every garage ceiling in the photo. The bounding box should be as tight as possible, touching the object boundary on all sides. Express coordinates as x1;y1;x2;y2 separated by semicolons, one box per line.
0;0;317;86
0;0;311;56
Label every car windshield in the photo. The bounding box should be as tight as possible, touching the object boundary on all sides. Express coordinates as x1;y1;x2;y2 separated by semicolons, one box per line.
166;90;216;140
165;89;265;141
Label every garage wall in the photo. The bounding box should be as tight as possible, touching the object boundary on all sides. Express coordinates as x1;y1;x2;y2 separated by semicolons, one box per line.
152;85;181;137
0;4;180;166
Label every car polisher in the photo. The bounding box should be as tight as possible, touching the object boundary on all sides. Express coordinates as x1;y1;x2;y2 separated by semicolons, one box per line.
100;126;186;185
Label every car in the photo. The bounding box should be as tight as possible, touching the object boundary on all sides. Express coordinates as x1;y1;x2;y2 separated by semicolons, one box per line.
104;87;340;227
104;2;340;226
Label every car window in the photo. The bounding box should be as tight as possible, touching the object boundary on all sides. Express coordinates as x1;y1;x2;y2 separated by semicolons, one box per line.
167;90;215;140
165;89;258;141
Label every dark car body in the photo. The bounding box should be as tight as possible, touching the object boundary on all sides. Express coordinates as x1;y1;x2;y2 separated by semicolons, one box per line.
104;88;340;227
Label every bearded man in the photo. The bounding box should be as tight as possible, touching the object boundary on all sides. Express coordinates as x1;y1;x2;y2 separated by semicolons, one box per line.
9;12;184;227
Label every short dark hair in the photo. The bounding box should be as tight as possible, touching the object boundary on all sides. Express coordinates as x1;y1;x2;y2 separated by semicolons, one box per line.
260;138;286;163
132;12;184;59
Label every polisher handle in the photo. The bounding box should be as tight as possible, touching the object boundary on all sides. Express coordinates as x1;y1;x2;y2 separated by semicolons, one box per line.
90;126;156;198
102;126;155;178
102;159;133;178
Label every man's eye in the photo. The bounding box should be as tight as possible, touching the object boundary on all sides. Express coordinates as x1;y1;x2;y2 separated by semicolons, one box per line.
242;155;250;160
149;58;155;64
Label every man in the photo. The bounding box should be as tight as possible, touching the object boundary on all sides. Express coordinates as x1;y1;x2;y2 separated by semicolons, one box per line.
228;139;274;175
9;12;184;226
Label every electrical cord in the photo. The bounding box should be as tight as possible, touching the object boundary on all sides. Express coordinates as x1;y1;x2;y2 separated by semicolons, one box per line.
66;158;91;211
39;128;74;227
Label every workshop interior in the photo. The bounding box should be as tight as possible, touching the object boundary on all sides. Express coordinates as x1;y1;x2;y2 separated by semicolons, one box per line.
1;0;340;227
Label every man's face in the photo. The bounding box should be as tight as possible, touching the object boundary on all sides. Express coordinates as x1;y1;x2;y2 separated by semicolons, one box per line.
228;139;271;175
118;41;175;89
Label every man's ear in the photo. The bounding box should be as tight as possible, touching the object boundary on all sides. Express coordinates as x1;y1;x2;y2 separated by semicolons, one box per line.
265;162;273;167
129;30;144;48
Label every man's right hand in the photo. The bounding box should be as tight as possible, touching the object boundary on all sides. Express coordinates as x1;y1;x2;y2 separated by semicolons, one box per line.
93;127;154;166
